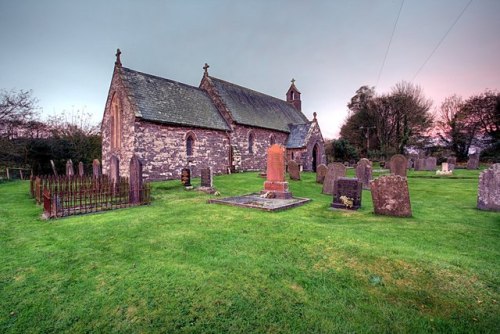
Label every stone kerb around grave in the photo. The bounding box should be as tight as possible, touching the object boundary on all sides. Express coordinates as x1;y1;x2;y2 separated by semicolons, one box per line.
477;163;500;211
390;154;408;177
370;175;412;217
322;162;346;195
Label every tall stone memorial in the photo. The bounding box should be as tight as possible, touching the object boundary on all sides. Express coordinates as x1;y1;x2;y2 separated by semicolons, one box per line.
316;164;327;184
262;144;291;199
467;153;479;170
288;160;301;180
390;154;408;177
355;158;372;189
477;163;500;211
322;163;346;195
370;175;412;217
129;156;143;204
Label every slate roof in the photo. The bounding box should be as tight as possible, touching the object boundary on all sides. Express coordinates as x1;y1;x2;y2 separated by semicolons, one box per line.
120;67;230;131
209;77;309;133
286;122;313;148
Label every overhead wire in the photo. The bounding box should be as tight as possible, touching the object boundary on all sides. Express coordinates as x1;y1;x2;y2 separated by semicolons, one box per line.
412;0;473;81
376;0;405;88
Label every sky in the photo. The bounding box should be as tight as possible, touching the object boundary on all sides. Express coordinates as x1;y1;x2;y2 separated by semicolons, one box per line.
1;0;499;139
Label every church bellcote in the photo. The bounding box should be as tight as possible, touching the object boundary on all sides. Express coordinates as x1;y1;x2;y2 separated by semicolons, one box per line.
286;78;301;111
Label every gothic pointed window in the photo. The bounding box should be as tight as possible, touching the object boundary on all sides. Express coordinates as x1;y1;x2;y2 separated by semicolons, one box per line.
248;132;254;154
186;134;194;157
110;94;121;149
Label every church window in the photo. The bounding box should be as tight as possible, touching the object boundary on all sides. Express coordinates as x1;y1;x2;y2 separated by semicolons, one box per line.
270;135;276;145
111;94;121;149
186;135;194;157
248;133;254;154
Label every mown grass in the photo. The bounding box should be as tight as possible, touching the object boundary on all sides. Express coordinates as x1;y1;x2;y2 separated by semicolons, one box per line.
0;170;499;333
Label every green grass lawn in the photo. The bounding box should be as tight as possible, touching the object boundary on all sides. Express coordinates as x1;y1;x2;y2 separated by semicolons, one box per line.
1;171;499;333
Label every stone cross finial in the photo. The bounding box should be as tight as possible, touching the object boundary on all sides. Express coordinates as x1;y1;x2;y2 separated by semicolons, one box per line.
203;63;210;75
291;78;295;84
115;48;122;66
313;112;317;120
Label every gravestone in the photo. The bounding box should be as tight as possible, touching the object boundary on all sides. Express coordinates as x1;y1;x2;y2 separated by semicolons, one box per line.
92;159;101;178
78;162;84;177
262;144;291;199
356;159;372;189
50;160;58;176
477;163;500;211
331;177;362;210
370;175;412;217
109;156;120;184
390;154;408;177
447;157;457;165
316;164;327;184
181;167;191;187
467;153;479;170
384;161;391;171
288;160;300;180
414;158;423;171
200;167;213;187
66;159;74;177
129;156;143;204
322;162;346;195
441;162;449;173
425;157;437;171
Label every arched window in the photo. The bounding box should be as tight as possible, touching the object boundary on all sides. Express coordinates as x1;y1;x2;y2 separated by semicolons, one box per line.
111;94;121;149
186;135;194;157
248;132;254;154
270;134;276;146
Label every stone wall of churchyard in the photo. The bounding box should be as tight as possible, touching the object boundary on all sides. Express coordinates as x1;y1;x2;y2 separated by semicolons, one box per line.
231;124;289;172
303;122;327;171
134;121;231;180
102;68;137;178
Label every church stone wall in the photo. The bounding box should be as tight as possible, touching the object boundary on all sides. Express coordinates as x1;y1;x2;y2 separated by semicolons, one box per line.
231;125;288;172
134;121;230;180
303;122;326;171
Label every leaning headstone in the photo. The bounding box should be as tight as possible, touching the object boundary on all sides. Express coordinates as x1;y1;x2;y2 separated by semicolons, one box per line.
370;175;412;217
390;154;408;177
66;159;74;177
181;167;191;187
109;156;120;184
50;160;58;176
467;153;479;170
200;167;213;188
78;162;85;177
316;164;327;184
129;156;143;204
322;162;346;195
288;160;301;180
92;159;101;178
425;157;437;171
331;177;362;210
477;164;500;211
262;144;291;199
356;159;372;189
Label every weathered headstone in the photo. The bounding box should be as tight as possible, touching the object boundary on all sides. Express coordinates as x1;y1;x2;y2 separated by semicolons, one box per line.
356;159;372;189
370;175;412;217
331;177;362;210
66;159;74;177
477;163;500;211
129;156;143;204
390;154;408;177
316;164;327;184
414;158;425;171
200;167;213;188
322;162;346;195
92;159;101;178
181;167;191;187
441;162;449;173
467;153;479;170
110;156;120;184
288;160;300;180
262;144;291;199
78;162;84;177
447;157;457;165
50;159;58;176
425;157;437;171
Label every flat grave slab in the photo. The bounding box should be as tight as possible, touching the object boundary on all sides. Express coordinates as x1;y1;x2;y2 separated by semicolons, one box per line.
208;193;311;212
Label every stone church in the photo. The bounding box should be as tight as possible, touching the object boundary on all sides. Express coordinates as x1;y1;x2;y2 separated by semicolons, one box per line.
101;50;326;180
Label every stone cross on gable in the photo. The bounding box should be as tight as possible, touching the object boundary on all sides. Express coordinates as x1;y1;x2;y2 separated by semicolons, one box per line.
291;78;295;84
115;48;122;66
203;63;210;75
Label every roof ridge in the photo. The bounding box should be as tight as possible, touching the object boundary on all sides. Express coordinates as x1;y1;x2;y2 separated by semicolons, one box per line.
122;67;204;92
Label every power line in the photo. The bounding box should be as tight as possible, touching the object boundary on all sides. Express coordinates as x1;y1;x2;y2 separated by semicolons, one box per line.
412;0;473;81
376;0;405;88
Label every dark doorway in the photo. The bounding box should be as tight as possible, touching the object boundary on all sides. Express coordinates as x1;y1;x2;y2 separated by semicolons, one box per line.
312;144;319;172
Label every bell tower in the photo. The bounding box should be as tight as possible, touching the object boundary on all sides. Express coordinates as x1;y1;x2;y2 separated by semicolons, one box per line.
286;78;301;111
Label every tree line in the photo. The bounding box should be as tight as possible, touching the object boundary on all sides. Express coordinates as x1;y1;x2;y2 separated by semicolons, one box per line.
328;82;499;163
0;89;101;176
